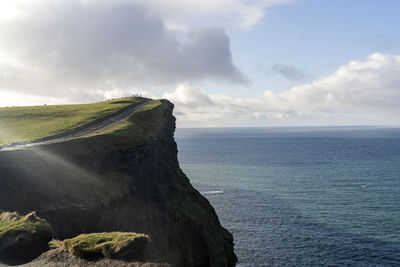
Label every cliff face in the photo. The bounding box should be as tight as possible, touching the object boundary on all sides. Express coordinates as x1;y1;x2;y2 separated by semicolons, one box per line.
0;100;237;266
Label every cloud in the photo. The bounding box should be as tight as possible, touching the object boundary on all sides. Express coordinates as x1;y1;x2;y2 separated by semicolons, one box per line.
271;63;306;81
84;0;295;29
281;53;400;114
0;0;247;101
165;54;400;126
163;84;214;108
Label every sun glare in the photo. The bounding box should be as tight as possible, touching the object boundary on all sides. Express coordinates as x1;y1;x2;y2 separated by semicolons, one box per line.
0;91;23;107
0;2;24;21
0;91;46;107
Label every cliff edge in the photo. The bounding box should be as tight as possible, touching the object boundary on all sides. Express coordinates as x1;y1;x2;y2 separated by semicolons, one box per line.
0;100;237;266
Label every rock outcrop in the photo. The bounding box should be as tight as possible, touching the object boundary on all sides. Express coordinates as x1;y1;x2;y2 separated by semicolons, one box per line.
22;248;173;267
0;100;237;266
0;212;53;265
63;232;150;261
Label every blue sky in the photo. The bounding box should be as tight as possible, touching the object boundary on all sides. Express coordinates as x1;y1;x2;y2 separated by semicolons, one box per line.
217;0;400;97
0;0;399;127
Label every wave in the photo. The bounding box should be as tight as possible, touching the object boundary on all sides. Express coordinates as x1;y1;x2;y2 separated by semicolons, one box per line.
201;190;224;195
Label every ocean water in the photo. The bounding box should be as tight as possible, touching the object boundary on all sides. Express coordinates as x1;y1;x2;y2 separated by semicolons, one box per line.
175;127;400;266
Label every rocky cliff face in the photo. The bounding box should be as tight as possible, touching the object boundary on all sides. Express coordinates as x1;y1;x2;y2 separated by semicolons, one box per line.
0;100;237;266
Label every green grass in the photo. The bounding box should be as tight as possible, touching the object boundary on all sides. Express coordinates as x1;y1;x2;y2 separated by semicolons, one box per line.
82;99;170;149
0;211;53;240
93;100;164;136
49;239;63;249
0;97;145;146
112;100;170;141
63;232;149;260
0;211;54;264
0;100;173;214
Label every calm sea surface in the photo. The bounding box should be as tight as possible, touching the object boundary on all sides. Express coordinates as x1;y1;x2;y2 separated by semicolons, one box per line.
175;127;400;266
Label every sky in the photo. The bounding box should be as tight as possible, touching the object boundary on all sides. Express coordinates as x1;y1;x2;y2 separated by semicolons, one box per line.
0;0;400;127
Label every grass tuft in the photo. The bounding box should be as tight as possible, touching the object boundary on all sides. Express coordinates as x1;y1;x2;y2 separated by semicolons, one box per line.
0;211;54;264
0;211;53;240
49;239;63;249
63;232;149;261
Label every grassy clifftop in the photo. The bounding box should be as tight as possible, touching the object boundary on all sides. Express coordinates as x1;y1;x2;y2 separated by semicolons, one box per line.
0;99;173;212
0;97;145;146
0;99;237;266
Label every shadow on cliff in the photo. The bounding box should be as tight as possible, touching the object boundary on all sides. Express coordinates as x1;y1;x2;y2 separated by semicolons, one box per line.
0;100;237;266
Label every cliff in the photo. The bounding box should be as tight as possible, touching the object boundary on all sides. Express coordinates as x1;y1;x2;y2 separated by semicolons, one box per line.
0;100;237;266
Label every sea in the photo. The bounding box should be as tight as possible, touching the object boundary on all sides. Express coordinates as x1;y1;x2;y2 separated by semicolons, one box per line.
175;127;400;267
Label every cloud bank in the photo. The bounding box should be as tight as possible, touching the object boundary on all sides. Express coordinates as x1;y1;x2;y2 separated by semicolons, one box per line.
165;54;400;126
1;1;398;126
0;0;246;101
84;0;294;29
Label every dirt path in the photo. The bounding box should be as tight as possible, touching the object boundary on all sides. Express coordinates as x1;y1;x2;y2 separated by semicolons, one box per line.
0;100;152;151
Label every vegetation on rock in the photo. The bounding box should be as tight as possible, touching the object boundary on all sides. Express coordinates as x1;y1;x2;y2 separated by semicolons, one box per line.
63;232;149;261
0;211;53;265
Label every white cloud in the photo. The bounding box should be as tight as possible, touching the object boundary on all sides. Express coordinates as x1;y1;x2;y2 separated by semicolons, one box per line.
165;54;400;126
0;0;247;101
163;84;213;108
